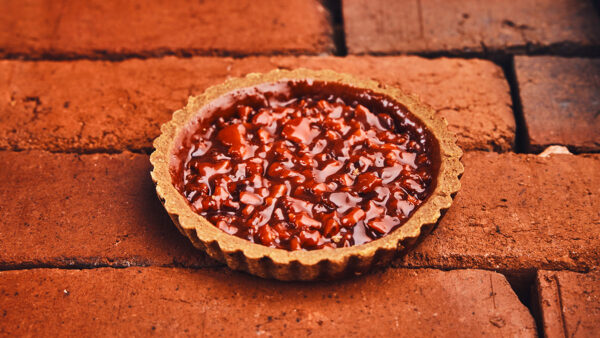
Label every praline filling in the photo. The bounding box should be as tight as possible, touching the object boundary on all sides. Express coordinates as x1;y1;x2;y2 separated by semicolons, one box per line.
171;80;438;251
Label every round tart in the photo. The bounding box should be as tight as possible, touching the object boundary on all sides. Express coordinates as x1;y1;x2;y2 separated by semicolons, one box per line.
150;69;462;280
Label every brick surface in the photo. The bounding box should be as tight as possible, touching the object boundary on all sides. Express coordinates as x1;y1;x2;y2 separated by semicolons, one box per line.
516;56;600;152
2;151;598;273
0;267;536;336
0;0;333;58
344;0;600;55
0;56;514;152
399;152;600;272
0;151;216;269
536;270;600;337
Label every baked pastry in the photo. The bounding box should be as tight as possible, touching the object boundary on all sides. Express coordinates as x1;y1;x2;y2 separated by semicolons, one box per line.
151;69;462;280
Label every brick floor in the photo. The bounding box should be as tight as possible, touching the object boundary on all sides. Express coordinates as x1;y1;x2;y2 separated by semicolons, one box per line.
0;0;333;59
516;56;600;152
0;267;536;336
535;270;600;337
344;0;600;55
2;151;598;273
1;0;600;335
0;56;514;152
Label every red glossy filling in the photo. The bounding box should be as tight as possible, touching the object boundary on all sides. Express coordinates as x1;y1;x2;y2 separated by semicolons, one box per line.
171;80;437;250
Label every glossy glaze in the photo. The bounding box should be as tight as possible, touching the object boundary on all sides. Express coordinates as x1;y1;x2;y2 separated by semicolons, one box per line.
171;80;437;250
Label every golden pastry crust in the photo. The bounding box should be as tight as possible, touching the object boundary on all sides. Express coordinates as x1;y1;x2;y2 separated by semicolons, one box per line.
150;69;463;280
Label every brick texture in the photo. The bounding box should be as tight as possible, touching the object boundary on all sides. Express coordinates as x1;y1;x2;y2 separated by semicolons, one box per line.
516;56;600;152
344;0;600;55
2;151;598;273
399;152;600;272
1;0;597;335
0;0;333;58
535;270;600;337
0;56;514;152
0;151;216;269
0;267;536;336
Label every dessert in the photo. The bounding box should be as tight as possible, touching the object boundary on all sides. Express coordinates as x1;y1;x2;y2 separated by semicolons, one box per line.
151;69;462;280
171;81;436;251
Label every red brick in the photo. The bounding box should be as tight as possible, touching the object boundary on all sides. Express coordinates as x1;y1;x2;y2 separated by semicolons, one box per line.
0;267;537;336
0;151;217;269
535;270;600;337
399;152;600;272
0;0;333;58
516;56;600;152
0;56;514;152
3;151;598;273
344;0;600;55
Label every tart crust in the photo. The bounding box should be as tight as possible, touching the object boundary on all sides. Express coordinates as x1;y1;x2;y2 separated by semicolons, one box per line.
150;69;463;280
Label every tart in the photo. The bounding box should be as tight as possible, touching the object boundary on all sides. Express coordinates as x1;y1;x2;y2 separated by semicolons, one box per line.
150;69;463;280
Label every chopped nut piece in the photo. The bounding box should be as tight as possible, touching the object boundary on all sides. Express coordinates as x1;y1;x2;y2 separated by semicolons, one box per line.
239;191;263;206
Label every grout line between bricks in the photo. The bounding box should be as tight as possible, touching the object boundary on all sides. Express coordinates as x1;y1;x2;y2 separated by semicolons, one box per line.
2;44;599;64
1;261;591;274
0;261;224;272
350;45;600;59
0;49;333;62
0;263;148;272
554;274;570;338
0;147;153;155
529;276;546;338
503;55;531;153
321;0;348;56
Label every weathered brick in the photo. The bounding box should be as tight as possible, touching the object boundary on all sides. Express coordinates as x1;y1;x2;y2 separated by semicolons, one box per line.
535;270;600;337
0;0;333;58
0;267;536;336
0;56;514;152
516;56;600;152
399;152;600;272
0;151;217;269
344;0;600;55
2;151;598;273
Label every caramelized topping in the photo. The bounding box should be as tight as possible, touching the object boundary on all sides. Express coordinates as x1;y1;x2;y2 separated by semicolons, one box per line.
172;80;437;250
